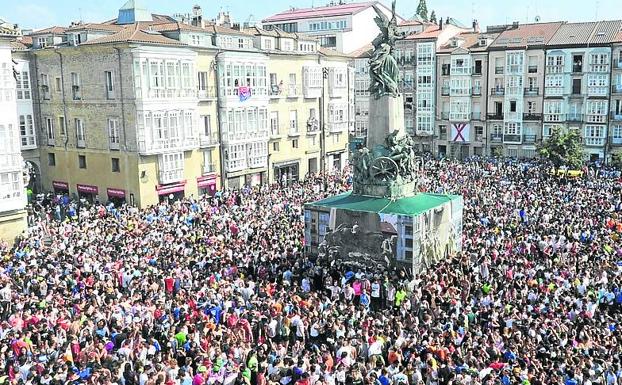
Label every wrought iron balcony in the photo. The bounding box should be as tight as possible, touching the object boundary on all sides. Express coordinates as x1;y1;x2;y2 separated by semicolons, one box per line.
503;134;522;143
523;134;537;144
524;87;539;96
490;133;503;142
490;87;505;96
487;113;504;120
567;113;583;122
523;113;542;121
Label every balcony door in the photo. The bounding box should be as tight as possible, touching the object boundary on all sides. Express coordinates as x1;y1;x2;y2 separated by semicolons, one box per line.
572;78;582;95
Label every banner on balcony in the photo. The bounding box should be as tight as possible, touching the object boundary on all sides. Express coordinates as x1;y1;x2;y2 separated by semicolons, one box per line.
238;86;251;102
451;123;470;142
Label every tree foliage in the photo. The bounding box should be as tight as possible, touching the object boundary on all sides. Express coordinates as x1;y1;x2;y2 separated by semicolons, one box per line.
416;0;429;21
537;127;585;169
429;10;437;23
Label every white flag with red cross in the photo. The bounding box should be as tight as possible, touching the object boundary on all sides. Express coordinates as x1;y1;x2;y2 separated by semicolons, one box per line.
451;123;470;142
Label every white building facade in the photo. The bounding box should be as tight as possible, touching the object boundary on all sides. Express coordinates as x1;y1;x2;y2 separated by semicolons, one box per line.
0;34;27;242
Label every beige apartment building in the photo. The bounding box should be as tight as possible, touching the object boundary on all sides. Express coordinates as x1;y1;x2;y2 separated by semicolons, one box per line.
435;32;497;158
611;34;622;157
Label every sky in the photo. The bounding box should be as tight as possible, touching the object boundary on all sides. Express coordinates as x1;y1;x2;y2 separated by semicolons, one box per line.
1;0;620;31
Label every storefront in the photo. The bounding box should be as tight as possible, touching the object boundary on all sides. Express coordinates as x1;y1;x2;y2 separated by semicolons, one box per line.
197;175;217;196
52;181;69;195
156;181;186;202
77;184;99;203
274;160;300;186
245;172;264;187
106;188;126;206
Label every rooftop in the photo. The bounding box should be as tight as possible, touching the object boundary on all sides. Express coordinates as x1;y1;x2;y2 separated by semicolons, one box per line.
81;22;185;46
489;21;564;48
263;1;384;23
547;20;622;46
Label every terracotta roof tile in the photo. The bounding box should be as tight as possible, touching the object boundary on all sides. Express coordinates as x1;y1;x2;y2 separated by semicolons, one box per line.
437;32;500;53
149;21;208;33
81;22;185;46
349;43;373;58
65;23;125;33
29;26;67;36
405;25;443;40
589;20;622;44
489;22;563;48
318;46;350;58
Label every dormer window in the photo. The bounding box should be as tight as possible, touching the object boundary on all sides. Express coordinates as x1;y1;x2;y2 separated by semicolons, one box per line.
479;39;487;46
37;37;48;48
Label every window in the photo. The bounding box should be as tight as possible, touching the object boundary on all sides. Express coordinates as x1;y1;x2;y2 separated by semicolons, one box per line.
584;125;605;146
475;126;484;135
58;116;66;136
105;71;114;98
45;117;54;142
108;118;120;149
474;60;482;75
48;153;56;166
544;101;563;122
264;39;272;50
202;115;212;136
41;74;50;99
78;155;87;169
71;72;81;100
37;37;48;48
75;119;85;147
55;77;62;93
510;101;517;112
270;111;279;136
289;110;298;134
273;142;279;151
16;71;30;99
19;115;35;147
527;101;536;114
198;71;208;92
546;55;564;73
111;158;120;172
589;53;609;72
292;139;298;148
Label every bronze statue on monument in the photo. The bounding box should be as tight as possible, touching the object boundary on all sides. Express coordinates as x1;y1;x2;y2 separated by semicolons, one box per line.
369;1;404;99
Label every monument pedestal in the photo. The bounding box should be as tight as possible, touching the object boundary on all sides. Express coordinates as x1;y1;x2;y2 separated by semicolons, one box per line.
367;94;406;149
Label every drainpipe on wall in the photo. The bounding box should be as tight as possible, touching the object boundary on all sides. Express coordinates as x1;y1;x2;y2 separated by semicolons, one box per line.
54;49;72;197
114;47;128;151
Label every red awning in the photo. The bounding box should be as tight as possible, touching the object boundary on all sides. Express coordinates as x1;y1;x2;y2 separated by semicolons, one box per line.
52;181;69;190
106;188;126;198
77;184;98;194
197;175;217;188
156;181;186;195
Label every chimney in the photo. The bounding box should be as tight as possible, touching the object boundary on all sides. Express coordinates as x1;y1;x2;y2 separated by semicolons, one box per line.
472;19;480;33
439;17;443;30
512;21;519;29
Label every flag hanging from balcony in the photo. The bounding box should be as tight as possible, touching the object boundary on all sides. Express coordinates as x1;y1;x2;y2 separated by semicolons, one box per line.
451;123;470;142
238;86;251;102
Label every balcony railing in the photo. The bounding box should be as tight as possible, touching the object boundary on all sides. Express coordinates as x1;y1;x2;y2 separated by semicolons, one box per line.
77;139;86;148
611;111;622;121
472;112;482;120
472;87;482;96
440;111;449;120
610;137;622;146
523;113;542;121
572;65;583;73
200;133;219;147
612;84;622;94
109;140;120;150
487;113;504;120
504;134;522;143
330;122;348;133
495;66;504;74
287;84;301;98
198;87;217;100
544;114;565;122
524;87;539;96
47;137;55;146
584;137;605;146
567;113;583;122
159;169;184;184
490;87;505;96
528;65;538;73
203;162;217;174
523;134;537;143
441;87;450;96
270;84;284;97
490;133;503;142
303;84;322;99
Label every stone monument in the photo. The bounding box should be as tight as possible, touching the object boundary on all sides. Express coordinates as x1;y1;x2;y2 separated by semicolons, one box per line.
352;2;419;199
304;1;464;273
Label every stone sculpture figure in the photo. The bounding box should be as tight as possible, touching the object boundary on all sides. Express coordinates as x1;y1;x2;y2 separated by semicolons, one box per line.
369;1;403;99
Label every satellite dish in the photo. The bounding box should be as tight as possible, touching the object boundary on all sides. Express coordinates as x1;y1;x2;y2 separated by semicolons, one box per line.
535;15;541;22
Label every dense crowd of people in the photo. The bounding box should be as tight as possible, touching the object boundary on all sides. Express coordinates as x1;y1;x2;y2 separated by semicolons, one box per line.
2;159;622;385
